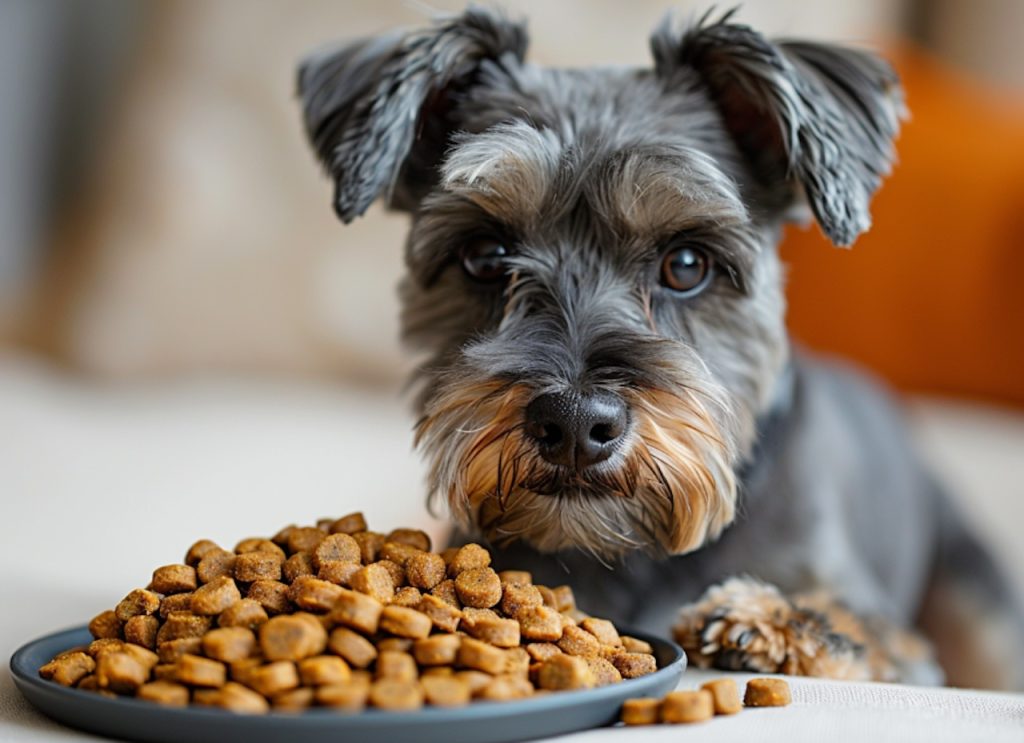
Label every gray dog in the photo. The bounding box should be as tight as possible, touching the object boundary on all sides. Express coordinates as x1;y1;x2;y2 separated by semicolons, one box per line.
298;7;1023;687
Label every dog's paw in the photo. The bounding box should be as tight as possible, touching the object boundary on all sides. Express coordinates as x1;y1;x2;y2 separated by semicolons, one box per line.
672;577;873;681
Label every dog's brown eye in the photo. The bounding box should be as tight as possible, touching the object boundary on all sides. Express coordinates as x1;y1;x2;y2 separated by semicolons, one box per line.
461;238;510;282
660;245;711;295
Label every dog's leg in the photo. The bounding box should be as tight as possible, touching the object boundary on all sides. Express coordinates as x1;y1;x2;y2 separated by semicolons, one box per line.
673;576;941;683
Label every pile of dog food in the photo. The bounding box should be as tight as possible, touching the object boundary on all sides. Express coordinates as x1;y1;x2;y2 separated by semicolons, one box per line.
38;513;659;713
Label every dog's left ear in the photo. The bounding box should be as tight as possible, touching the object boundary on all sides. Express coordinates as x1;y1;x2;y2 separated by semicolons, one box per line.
651;11;905;246
298;7;528;223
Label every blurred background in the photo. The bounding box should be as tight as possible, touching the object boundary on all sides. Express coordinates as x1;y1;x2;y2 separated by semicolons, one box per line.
1;0;1022;680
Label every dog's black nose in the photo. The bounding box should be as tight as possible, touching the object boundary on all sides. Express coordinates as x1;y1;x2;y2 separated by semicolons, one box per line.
525;391;628;469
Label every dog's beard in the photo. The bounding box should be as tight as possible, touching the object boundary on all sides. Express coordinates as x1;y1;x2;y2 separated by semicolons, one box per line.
415;373;738;559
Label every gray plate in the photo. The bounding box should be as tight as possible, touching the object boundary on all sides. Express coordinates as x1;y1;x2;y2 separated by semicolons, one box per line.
11;625;685;743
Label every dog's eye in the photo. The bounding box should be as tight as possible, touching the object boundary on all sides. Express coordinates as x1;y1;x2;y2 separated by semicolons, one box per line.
660;245;712;295
461;238;510;283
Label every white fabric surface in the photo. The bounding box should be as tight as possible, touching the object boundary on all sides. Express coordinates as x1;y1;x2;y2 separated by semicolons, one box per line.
2;353;1023;742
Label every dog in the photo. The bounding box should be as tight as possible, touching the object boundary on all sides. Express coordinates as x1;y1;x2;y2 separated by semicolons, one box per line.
297;6;1024;688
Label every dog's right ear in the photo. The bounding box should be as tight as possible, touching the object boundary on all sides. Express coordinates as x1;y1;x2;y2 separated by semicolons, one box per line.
298;7;528;224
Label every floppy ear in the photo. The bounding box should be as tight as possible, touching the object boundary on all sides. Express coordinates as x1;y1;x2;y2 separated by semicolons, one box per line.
650;11;905;246
297;7;528;223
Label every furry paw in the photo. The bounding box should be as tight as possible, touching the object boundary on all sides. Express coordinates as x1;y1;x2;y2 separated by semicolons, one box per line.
672;577;874;681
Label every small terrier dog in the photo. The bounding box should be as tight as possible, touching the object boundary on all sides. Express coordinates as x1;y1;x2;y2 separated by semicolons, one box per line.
298;7;1024;687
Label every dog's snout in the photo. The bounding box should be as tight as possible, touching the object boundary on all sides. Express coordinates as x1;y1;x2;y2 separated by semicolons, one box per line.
525;391;628;469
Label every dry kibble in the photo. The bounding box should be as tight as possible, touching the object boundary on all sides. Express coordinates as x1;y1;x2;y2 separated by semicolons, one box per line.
95;651;148;693
298;655;351;686
175;654;226;688
196;549;236;584
39;652;95;687
456;670;492;697
405;552;446;590
313;533;361;570
286;527;326;555
505;646;530;676
377;638;413;653
353;532;386;564
743;677;791;707
379;605;432;639
585;656;622;686
376;559;405;588
392;586;423;608
329;512;367;535
370;679;424;710
259;614;327;661
516;605;564;642
153;663;177;681
386;528;432;552
234;551;283;582
202;627;256;663
701;678;743;714
455;567;503;608
479;674;534;701
498;570;532;585
413;635;462;666
379;541;422;567
421;675;471;707
157;637;202;663
216;682;271;714
282;552;314;583
609;652;657;679
557;625;601;657
501;582;542;617
185;540;220;567
317;680;369;711
621;636;653;654
288;576;344;612
536;585;558;608
537;654;595;691
124;615;160;649
580;618;621;647
159;593;194;619
448;544;490;577
621;697;661;725
375;651;418;682
235;538;285;558
218;599;269;630
150;565;198;595
328;627;378;669
246;661;299;697
525;643;562;662
191;576;242;616
136;680;190;707
115;589;161;622
247;580;292;615
417;594;463;633
350;563;396;603
431;579;460;607
551;586;576;612
88;610;122;640
465;615;520;648
158;612;211;642
457;637;508;675
229;657;263;685
272;686;315;711
318;560;361;587
330;588;384;634
661;690;714;723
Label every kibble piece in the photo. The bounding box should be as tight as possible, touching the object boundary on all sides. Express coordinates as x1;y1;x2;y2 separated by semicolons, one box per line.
153;663;177;681
413;634;461;666
313;533;361;570
525;643;562;662
191;575;242;616
157;637;202;663
151;564;198;595
537;654;595;691
609;651;657;679
379;541;421;567
217;599;269;630
418;594;462;633
448;544;490;577
115;589;161;621
235;538;285;559
557;625;601;657
288;575;344;612
329;512;367;535
330;588;384;634
328;627;378;669
298;655;351;686
272;686;315;712
247;579;292;615
124;615;160;649
455;670;492;697
245;661;300;697
350;563;396;603
386;528;432;552
259;613;327;661
743;677;791;707
460;607;499;630
136;680;190;707
377;638;413;653
201;627;256;663
318;560;361;587
536;585;558;608
421;675;471;707
374;650;417;682
378;559;406;588
39;652;95;686
501;582;542;617
621;697;661;725
282;552;314;583
466;616;520;648
88;610;122;640
353;531;386;564
158;612;211;642
517;605;564;642
505;646;530;677
87;638;125;657
216;681;271;714
498;570;532;585
228;657;263;685
457;637;508;675
551;585;576;612
696;677;742;714
455;567;502;609
580;618;621;648
662;689;714;723
185;539;220;566
95;651;148;693
585;656;622;686
175;654;226;687
122;643;159;671
391;587;422;608
234;551;283;582
430;579;460;607
370;679;424;710
196;549;237;584
479;674;534;701
286;527;326;555
379;605;432;639
317;680;370;711
159;593;194;619
621;636;653;654
192;689;221;706
405;552;446;590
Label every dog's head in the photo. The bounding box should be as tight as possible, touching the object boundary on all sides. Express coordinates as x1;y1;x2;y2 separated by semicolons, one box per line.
298;7;903;558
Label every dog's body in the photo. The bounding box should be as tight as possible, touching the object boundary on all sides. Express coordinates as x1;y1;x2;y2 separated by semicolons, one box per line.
298;7;1024;688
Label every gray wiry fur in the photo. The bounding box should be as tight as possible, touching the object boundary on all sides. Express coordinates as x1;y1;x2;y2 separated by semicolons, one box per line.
298;7;1024;688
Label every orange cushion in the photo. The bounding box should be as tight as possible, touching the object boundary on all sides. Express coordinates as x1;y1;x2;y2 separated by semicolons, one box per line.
782;45;1024;407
